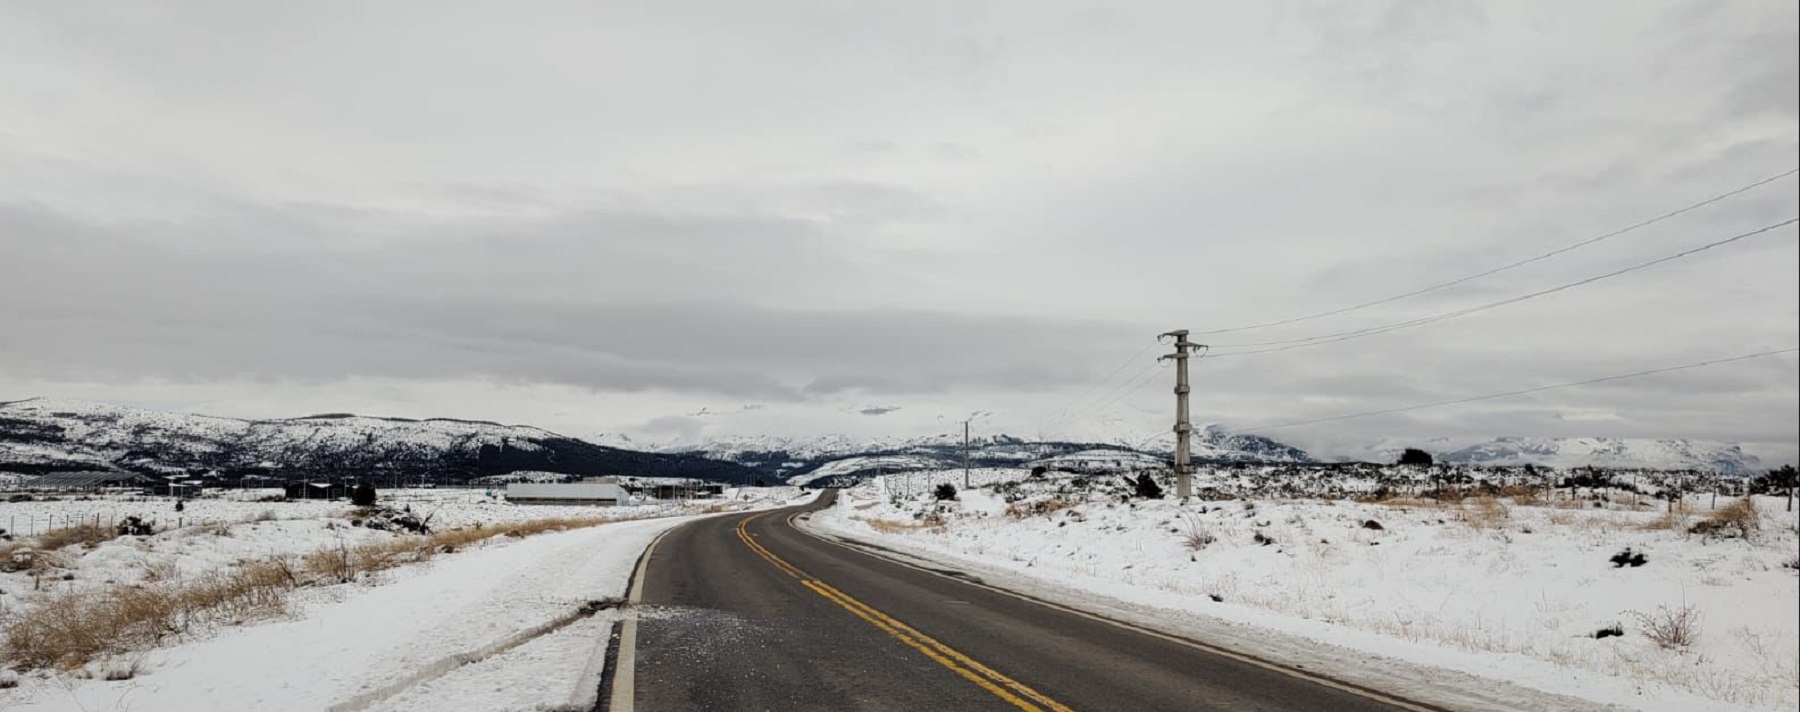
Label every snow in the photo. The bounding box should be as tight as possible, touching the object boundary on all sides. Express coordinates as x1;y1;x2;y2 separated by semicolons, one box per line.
1438;437;1765;475
0;519;674;712
808;469;1800;712
0;487;812;712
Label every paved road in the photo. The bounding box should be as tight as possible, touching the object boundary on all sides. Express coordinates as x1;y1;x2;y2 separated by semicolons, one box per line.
623;491;1432;712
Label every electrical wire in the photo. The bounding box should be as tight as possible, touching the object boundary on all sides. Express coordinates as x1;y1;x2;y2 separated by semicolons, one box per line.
1240;347;1798;432
1196;168;1800;336
1032;339;1157;435
1207;217;1798;357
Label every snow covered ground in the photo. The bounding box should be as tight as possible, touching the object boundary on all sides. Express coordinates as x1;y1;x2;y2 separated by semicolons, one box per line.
0;486;766;537
0;486;811;711
807;469;1800;712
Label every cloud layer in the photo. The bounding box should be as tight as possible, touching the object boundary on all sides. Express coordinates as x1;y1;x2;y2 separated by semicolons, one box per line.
2;1;1795;462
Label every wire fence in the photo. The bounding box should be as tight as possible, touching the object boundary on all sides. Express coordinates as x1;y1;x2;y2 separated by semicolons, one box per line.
2;512;226;538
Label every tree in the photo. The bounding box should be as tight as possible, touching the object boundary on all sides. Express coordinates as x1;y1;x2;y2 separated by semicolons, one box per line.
1398;448;1434;467
1133;472;1164;499
933;483;958;501
350;482;378;507
1777;465;1798;512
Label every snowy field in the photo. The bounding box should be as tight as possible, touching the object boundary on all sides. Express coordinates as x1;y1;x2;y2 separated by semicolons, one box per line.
808;469;1800;712
0;486;812;711
0;486;778;537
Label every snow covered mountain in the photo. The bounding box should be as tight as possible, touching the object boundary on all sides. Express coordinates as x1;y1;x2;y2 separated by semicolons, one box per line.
659;426;1314;485
1435;436;1765;475
0;398;758;483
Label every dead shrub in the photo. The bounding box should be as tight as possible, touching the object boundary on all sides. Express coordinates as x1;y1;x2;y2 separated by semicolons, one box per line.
1628;603;1701;650
1689;498;1760;541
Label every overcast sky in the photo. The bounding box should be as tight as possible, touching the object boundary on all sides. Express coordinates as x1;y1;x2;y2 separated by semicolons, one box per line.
2;1;1796;463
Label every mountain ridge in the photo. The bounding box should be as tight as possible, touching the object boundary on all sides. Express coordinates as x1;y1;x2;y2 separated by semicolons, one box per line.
0;398;759;483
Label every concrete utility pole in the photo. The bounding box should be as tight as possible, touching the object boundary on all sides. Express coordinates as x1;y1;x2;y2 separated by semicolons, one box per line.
1160;330;1204;499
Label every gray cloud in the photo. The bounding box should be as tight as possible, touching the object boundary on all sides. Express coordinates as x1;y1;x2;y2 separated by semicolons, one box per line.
0;1;1794;462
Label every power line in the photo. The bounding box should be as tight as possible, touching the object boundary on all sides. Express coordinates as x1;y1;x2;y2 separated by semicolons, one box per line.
1241;347;1798;432
1043;348;1213;438
1034;340;1157;433
1196;168;1800;336
1038;359;1162;437
1209;217;1798;356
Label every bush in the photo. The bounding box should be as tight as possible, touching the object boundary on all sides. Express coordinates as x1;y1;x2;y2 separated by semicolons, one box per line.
1609;548;1648;568
1134;473;1164;500
1398;448;1434;466
1688;497;1759;541
1628;604;1700;649
350;483;378;507
933;483;958;501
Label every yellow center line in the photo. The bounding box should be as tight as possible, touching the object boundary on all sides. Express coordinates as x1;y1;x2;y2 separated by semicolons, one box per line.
733;514;1078;712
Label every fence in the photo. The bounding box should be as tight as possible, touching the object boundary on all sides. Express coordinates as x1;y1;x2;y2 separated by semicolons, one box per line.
3;512;221;538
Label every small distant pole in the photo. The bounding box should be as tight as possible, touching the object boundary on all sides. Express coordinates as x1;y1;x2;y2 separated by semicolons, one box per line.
963;419;971;489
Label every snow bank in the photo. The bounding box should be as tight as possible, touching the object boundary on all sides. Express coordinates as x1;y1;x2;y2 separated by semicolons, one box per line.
809;470;1800;712
0;486;808;711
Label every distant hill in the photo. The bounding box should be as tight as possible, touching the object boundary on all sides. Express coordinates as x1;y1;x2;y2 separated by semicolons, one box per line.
656;427;1315;485
0;399;759;483
1434;436;1764;475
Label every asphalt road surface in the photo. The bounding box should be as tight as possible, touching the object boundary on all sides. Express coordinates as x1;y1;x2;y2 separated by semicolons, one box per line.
621;491;1435;712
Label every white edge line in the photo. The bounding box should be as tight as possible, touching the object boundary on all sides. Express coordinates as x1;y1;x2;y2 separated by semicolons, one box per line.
787;510;1446;712
604;525;672;712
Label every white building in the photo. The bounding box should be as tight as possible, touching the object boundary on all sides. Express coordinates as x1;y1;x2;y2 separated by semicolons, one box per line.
504;477;626;506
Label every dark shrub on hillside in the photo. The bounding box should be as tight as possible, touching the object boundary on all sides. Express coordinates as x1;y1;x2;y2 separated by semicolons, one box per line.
934;483;958;501
1398;448;1434;466
1134;473;1164;500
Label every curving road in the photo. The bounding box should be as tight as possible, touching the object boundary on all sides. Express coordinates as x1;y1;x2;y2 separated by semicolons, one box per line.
611;491;1438;712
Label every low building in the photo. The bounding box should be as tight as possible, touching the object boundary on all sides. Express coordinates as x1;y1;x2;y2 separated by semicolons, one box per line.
505;478;626;506
648;483;724;500
285;481;352;500
146;477;204;498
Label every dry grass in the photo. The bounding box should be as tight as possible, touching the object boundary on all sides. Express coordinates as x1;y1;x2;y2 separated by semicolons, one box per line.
1641;499;1692;531
861;515;944;534
0;515;619;670
1004;498;1071;519
1371;496;1443;510
1692;498;1761;540
1457;497;1510;531
33;524;117;552
1180;515;1215;551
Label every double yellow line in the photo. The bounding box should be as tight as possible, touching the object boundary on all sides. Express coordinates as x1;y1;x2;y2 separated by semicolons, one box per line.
734;514;1077;712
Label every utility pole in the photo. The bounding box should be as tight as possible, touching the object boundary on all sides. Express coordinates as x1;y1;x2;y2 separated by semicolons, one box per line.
963;419;971;489
1160;330;1204;499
